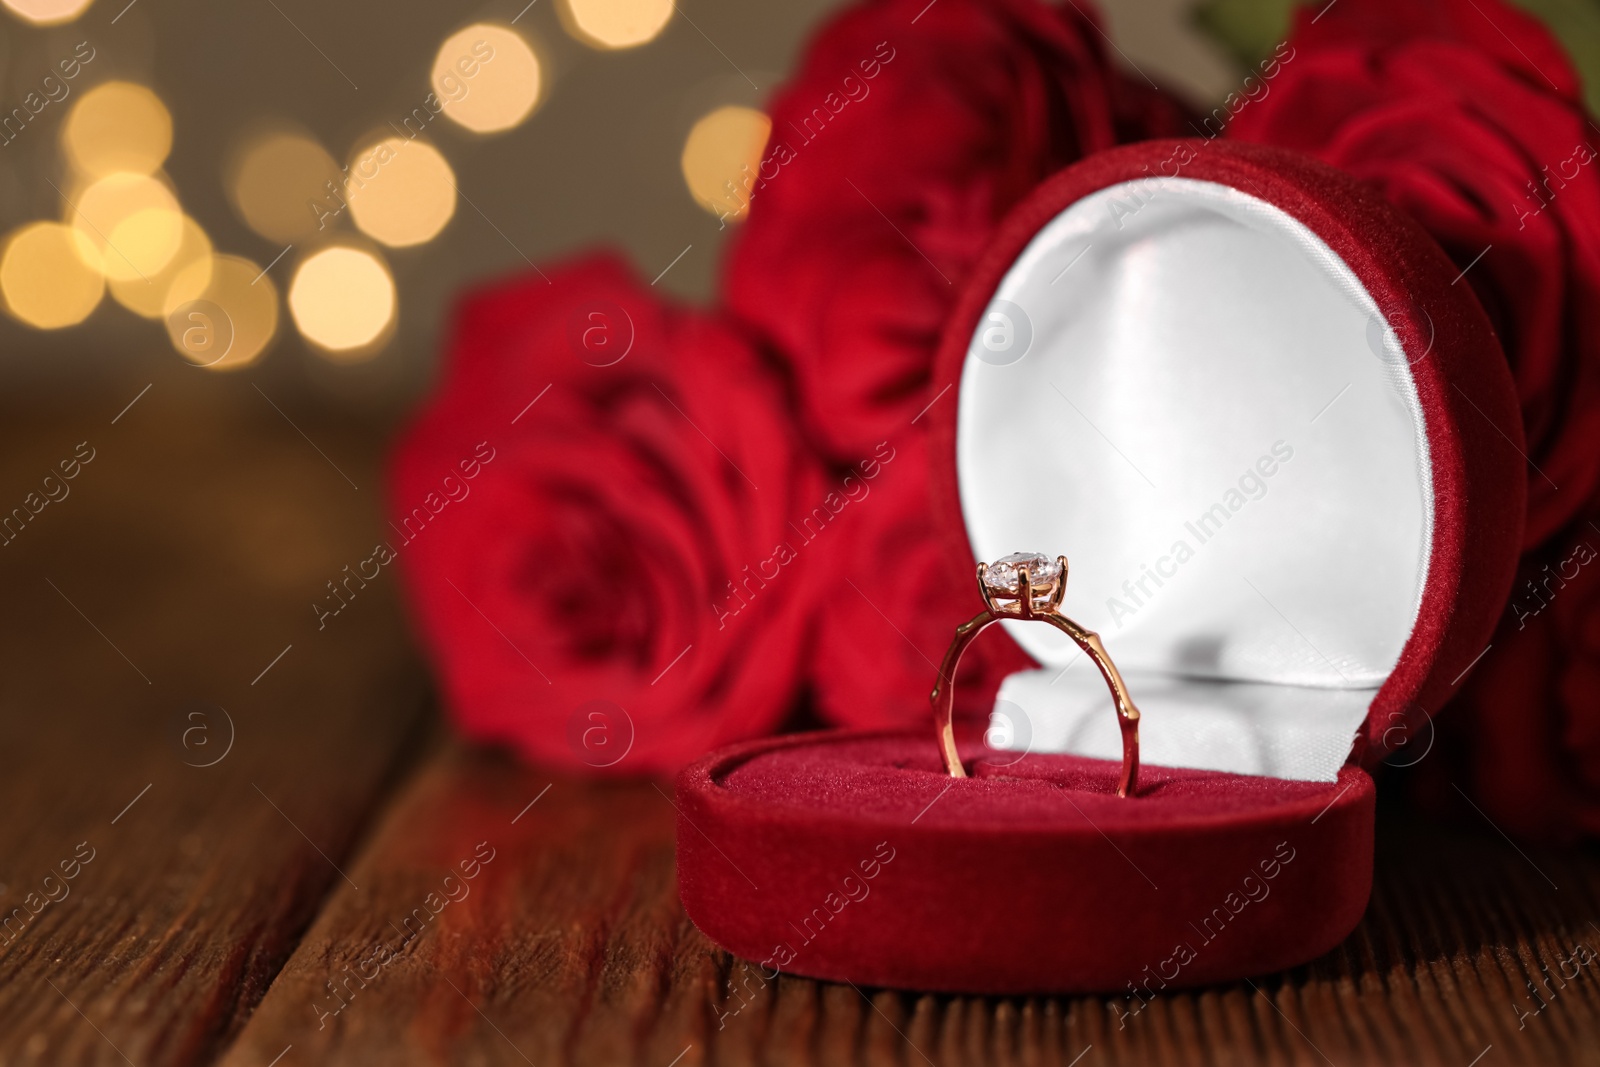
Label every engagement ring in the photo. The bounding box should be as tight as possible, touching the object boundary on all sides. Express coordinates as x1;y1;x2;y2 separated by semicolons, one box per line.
931;552;1142;797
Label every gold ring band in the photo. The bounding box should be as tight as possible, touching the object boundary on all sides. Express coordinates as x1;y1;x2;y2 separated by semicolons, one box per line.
930;553;1142;797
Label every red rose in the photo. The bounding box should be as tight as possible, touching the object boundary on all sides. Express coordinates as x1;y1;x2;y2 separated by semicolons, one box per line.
722;0;1189;460
807;434;1031;729
1229;0;1600;837
389;255;827;774
1413;529;1600;839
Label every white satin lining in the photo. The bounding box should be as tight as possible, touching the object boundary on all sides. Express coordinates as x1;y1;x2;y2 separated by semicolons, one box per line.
956;178;1432;782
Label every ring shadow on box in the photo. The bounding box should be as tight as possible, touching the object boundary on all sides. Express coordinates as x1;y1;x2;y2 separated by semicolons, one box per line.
676;141;1525;995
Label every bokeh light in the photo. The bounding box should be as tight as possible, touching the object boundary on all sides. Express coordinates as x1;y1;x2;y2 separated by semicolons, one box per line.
68;172;184;282
0;222;104;329
164;254;278;371
288;246;396;357
432;24;541;134
62;82;172;178
560;0;672;49
346;137;456;248
109;215;212;319
680;106;771;221
2;0;93;25
228;131;342;243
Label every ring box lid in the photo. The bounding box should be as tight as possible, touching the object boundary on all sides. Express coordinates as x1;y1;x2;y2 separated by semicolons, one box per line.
929;140;1525;782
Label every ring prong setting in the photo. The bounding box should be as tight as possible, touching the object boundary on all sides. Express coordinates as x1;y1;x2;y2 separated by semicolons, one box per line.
980;551;1063;614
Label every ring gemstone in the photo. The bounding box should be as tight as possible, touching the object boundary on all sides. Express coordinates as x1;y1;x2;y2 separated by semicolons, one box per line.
983;551;1062;593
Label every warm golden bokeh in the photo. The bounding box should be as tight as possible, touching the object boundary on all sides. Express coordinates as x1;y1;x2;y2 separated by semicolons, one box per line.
680;106;771;220
560;0;673;49
2;0;93;25
62;82;173;178
109;215;213;319
288;246;396;357
67;172;184;282
164;254;279;370
432;24;541;134
228;131;343;243
346;137;457;248
0;222;104;328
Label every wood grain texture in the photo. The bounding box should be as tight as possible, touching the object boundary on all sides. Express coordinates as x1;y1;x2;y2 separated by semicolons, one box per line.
0;382;429;1067
6;382;1600;1067
221;739;1600;1067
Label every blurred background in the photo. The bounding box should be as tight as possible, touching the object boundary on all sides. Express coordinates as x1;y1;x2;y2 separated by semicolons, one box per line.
0;0;1253;415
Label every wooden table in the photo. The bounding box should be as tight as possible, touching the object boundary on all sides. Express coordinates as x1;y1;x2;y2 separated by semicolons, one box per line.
3;383;1598;1066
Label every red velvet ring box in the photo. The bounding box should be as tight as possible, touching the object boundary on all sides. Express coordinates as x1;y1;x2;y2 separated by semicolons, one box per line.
676;141;1526;994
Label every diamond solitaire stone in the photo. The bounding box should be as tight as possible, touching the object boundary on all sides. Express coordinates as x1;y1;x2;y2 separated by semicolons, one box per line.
983;552;1062;593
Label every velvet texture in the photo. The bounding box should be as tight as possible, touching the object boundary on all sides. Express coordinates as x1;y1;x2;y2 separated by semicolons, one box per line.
1224;0;1600;839
677;729;1374;995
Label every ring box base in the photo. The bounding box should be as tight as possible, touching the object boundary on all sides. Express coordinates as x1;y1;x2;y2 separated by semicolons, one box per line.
677;728;1374;994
